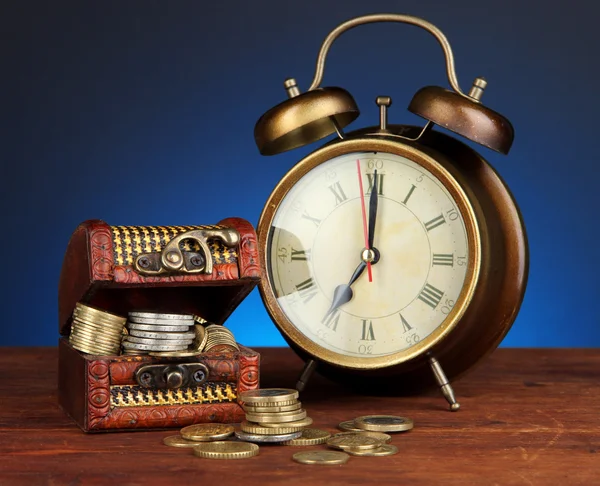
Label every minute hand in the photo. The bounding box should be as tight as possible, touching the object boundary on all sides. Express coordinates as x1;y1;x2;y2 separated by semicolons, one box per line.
367;169;379;249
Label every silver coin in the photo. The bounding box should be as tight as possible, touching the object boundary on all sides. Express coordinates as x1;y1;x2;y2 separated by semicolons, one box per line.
128;311;194;320
123;335;193;346
121;341;188;351
127;316;194;326
234;431;302;443
128;329;196;340
127;323;192;332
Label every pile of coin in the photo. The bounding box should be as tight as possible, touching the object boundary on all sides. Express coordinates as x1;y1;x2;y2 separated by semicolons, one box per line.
291;415;412;464
236;388;314;443
69;303;126;355
163;423;260;459
203;324;239;352
122;312;196;355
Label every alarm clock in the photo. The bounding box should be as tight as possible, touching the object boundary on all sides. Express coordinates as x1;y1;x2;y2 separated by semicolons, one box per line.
253;14;528;410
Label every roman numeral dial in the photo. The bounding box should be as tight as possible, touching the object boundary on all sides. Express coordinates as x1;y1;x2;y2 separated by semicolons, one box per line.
267;150;472;359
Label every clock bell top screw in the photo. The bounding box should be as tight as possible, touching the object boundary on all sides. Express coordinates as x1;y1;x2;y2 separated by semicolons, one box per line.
467;77;487;101
284;78;301;98
376;96;392;130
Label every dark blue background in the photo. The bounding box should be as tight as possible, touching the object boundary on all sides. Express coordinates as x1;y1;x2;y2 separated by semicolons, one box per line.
3;0;598;347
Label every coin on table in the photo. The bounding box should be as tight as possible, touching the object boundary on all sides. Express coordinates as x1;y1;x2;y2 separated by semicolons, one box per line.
193;441;259;459
326;434;381;451
333;431;392;444
239;388;299;404
292;451;350;465
337;420;365;432
245;409;307;424
243;401;301;413
283;428;331;446
345;444;399;457
234;430;302;443
257;416;313;429
240;421;305;435
180;423;235;441
163;435;201;448
353;415;414;432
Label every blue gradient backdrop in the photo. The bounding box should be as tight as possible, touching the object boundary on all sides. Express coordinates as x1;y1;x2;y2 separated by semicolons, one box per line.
3;1;598;347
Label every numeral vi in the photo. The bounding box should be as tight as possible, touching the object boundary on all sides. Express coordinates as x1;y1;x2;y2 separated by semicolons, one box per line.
361;320;376;341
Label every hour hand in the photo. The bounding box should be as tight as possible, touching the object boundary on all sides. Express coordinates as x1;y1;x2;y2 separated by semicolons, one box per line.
323;261;366;319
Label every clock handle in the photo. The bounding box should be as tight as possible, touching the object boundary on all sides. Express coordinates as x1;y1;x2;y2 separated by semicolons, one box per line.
306;13;469;99
429;356;461;412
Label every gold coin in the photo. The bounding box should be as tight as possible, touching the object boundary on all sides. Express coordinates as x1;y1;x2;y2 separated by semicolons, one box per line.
241;398;298;408
70;327;122;344
73;312;126;329
283;428;331;446
338;420;365;432
192;324;208;351
162;435;200;448
240;421;305;435
353;415;414;432
245;409;306;424
345;444;399;457
239;388;299;404
69;335;118;353
71;317;125;336
69;331;120;347
74;303;126;324
326;434;381;451
180;423;235;441
243;401;301;413
257;416;313;429
193;441;259;459
193;315;208;325
333;431;392;444
292;451;350;465
70;340;115;355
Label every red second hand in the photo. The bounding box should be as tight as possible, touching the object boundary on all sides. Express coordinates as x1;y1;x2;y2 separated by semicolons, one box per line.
356;159;373;282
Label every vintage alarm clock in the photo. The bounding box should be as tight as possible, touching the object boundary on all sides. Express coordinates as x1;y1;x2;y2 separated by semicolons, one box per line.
254;14;528;410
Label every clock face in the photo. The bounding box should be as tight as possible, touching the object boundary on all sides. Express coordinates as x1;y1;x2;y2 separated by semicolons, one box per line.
263;147;479;366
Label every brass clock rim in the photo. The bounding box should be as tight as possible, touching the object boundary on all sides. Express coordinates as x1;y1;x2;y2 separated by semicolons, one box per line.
257;137;482;370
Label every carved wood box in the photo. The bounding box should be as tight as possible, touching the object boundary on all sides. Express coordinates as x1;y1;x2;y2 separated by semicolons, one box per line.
57;217;260;432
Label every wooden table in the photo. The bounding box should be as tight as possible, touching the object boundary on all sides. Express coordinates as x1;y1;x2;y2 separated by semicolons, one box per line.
0;348;598;485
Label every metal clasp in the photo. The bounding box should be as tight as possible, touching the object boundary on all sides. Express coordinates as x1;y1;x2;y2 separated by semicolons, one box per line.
135;362;210;390
134;228;239;276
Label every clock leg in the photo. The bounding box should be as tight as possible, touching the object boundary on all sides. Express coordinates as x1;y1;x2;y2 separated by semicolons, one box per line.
429;356;461;412
296;359;318;392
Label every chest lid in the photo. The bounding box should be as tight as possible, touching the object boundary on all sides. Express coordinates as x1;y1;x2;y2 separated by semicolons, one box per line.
58;217;260;336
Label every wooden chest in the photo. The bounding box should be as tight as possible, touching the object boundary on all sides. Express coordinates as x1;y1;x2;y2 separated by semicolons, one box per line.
57;217;261;432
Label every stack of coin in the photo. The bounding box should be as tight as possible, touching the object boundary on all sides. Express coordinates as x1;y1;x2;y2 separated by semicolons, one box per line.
163;423;259;460
236;388;312;443
190;321;209;353
122;311;196;354
69;303;126;355
319;415;412;457
203;324;239;352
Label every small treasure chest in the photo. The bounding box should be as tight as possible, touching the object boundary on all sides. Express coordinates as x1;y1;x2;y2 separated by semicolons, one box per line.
57;217;260;432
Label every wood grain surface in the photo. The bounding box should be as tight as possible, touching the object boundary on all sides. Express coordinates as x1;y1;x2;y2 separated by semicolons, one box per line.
0;348;598;485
